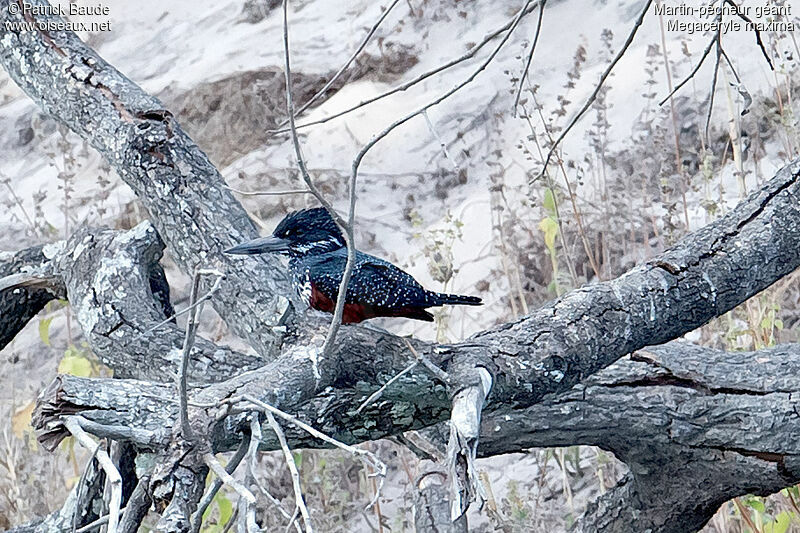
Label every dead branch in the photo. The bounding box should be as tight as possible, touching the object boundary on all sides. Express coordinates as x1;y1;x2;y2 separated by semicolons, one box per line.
118;474;152;533
233;395;387;510
0;244;63;350
178;269;225;440
281;0;356;357
414;471;468;533
202;453;257;533
0;0;291;357
472;342;800;532
63;417;122;533
45;223;261;383
264;411;314;533
274;0;403;128
190;434;250;533
536;0;653;181
512;0;547;115
269;1;543;135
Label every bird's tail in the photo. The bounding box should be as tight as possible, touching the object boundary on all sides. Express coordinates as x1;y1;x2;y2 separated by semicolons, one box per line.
431;292;482;306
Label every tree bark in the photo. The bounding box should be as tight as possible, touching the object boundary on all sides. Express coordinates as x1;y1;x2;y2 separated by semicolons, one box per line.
0;245;63;350
3;1;800;531
0;0;290;357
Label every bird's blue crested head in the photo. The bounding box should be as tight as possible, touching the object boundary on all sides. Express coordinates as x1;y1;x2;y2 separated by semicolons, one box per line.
225;207;345;258
273;207;345;256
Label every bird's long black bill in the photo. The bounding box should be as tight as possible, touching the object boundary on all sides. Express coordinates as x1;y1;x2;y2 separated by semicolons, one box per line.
224;236;291;255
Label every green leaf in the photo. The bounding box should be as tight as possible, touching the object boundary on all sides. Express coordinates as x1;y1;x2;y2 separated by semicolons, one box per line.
201;491;233;533
744;497;765;514
216;493;233;526
39;317;54;346
539;217;559;251
542;188;557;215
764;511;791;533
58;351;93;377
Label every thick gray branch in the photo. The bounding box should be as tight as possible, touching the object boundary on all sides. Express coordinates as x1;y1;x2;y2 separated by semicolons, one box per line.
27;157;800;458
0;0;290;357
0;244;63;350
51;222;263;382
32;340;800;532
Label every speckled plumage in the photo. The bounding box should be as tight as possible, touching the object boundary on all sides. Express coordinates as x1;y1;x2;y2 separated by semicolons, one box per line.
226;208;482;323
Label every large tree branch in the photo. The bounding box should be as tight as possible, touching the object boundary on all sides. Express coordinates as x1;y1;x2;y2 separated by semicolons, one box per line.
3;0;800;428
0;244;64;350
0;0;291;357
30;156;800;445
52;222;264;383
32;340;800;532
475;342;800;533
3;0;800;529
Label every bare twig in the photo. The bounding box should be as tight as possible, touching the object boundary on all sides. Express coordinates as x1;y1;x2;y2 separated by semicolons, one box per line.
72;443;101;533
274;0;403;129
284;508;301;533
281;0;347;228
118;474;151;533
223;184;312;196
349;0;532;172
658;35;716;106
257;485;302;533
704;37;722;144
202;452;258;533
178;268;226;440
130;268;225;344
422;110;460;175
512;0;547;116
63;417;158;445
724;0;774;71
356;360;418;414
233;395;387;511
264;411;315;533
282;0;356;360
191;433;251;533
74;508;126;533
2;178;36;232
403;338;451;384
719;47;741;85
64;417;122;533
246;415;303;533
270;1;542;135
536;0;653;181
